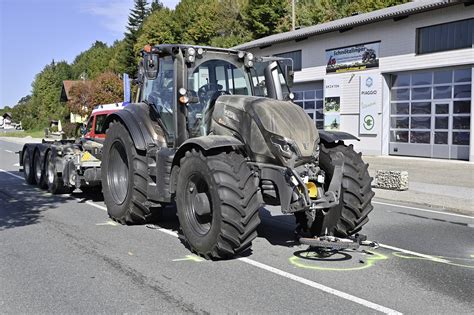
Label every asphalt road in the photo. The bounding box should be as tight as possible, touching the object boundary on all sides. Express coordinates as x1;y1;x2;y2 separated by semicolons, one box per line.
1;139;473;314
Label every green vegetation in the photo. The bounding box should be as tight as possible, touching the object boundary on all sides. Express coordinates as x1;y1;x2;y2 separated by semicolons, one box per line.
1;0;408;134
0;129;45;138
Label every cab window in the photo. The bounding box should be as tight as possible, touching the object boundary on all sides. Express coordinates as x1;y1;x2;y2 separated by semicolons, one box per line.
85;117;93;135
94;114;107;134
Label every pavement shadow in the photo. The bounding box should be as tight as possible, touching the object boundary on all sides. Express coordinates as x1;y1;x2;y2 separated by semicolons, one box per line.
256;208;299;248
0;172;62;230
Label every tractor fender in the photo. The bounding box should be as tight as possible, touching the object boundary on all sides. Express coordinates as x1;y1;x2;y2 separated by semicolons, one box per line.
103;103;166;151
170;135;245;195
318;130;359;145
172;135;245;166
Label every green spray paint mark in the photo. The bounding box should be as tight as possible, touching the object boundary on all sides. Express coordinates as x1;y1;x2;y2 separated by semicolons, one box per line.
289;250;388;271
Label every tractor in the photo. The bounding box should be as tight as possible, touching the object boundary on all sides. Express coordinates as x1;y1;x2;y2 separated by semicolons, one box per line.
101;44;374;259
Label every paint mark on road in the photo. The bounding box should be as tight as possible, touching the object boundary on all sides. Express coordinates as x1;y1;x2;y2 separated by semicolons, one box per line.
373;200;473;219
5;150;13;153
378;243;450;263
96;220;119;226
172;255;205;262
392;252;474;269
13;163;19;167
289;250;388;271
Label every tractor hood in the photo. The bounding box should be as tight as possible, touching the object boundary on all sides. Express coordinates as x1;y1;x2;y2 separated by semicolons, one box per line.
210;95;319;166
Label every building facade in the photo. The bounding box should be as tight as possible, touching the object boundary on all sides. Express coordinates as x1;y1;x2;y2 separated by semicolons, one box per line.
235;0;474;161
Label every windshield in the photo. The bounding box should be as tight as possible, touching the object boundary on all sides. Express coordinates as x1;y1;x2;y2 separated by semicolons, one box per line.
187;59;252;137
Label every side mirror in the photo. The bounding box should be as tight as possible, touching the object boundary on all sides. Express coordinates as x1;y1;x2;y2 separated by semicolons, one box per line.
284;64;294;87
143;53;159;80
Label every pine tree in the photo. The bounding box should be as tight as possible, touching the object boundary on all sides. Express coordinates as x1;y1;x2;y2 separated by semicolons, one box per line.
124;0;151;76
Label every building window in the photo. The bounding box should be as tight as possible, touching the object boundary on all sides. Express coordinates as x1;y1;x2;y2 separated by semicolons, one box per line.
293;85;324;129
275;50;302;71
417;18;473;54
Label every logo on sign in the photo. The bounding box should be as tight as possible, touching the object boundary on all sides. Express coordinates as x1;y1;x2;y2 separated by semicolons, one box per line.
365;77;373;88
363;115;374;131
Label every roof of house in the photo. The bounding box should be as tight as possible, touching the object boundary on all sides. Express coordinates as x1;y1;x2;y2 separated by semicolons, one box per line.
2;112;12;119
233;0;460;50
61;80;91;102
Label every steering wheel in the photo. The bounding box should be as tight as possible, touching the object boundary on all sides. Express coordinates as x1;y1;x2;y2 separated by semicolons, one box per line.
198;83;223;100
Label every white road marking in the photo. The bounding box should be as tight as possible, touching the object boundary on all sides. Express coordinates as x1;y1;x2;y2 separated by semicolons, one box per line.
13;163;19;167
377;243;450;264
0;168;24;180
239;257;401;315
373;201;473;219
5;150;13;153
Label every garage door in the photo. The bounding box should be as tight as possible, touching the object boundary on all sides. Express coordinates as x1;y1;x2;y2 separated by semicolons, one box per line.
389;68;471;160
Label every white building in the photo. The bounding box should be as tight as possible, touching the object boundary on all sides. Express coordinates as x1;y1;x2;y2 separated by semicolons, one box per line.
235;0;474;161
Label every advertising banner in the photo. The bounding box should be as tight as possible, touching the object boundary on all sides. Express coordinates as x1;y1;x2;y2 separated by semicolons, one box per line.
323;77;342;131
359;74;380;135
326;41;380;73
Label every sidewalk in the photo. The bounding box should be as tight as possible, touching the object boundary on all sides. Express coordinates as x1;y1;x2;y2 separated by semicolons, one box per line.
364;155;474;216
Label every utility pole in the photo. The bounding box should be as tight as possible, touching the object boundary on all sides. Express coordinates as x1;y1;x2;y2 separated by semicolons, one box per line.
292;0;295;31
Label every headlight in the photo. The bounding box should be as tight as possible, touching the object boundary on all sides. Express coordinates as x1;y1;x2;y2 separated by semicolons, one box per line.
312;140;320;160
270;136;297;159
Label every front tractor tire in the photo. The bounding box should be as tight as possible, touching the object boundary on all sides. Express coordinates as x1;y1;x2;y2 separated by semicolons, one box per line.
297;143;374;237
176;149;262;259
102;121;152;224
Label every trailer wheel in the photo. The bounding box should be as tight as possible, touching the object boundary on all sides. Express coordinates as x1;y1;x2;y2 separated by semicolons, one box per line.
176;149;262;259
33;149;47;189
23;149;36;185
296;143;374;237
102;121;152;224
45;149;71;194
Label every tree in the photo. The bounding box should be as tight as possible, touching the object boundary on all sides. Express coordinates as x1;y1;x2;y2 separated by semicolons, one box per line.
71;41;112;80
123;0;151;76
135;8;176;53
67;82;94;116
243;0;290;39
31;60;73;126
90;72;124;108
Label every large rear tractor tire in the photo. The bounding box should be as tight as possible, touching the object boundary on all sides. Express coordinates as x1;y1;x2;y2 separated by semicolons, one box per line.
297;143;374;237
33;149;47;189
101;121;152;224
23;149;36;185
176;149;262;259
45;149;72;194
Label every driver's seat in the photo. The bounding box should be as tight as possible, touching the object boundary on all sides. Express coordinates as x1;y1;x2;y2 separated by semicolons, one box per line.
201;90;230;135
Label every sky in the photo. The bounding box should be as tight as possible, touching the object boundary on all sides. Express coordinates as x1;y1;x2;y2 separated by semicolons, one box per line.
0;0;180;109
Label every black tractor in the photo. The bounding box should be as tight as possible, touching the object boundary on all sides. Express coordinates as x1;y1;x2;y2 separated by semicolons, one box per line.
101;45;374;259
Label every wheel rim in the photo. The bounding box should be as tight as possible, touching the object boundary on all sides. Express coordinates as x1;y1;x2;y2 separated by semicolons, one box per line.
23;152;30;177
184;173;213;235
46;153;54;185
107;140;129;204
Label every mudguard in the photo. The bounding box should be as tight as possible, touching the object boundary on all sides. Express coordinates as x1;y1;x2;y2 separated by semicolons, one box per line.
172;135;245;166
103;103;166;151
318;130;359;145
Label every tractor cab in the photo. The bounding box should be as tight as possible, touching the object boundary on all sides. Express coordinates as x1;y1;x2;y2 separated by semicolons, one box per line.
138;45;295;147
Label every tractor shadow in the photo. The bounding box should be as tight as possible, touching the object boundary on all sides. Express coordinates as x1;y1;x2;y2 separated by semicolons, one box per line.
256;207;300;248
